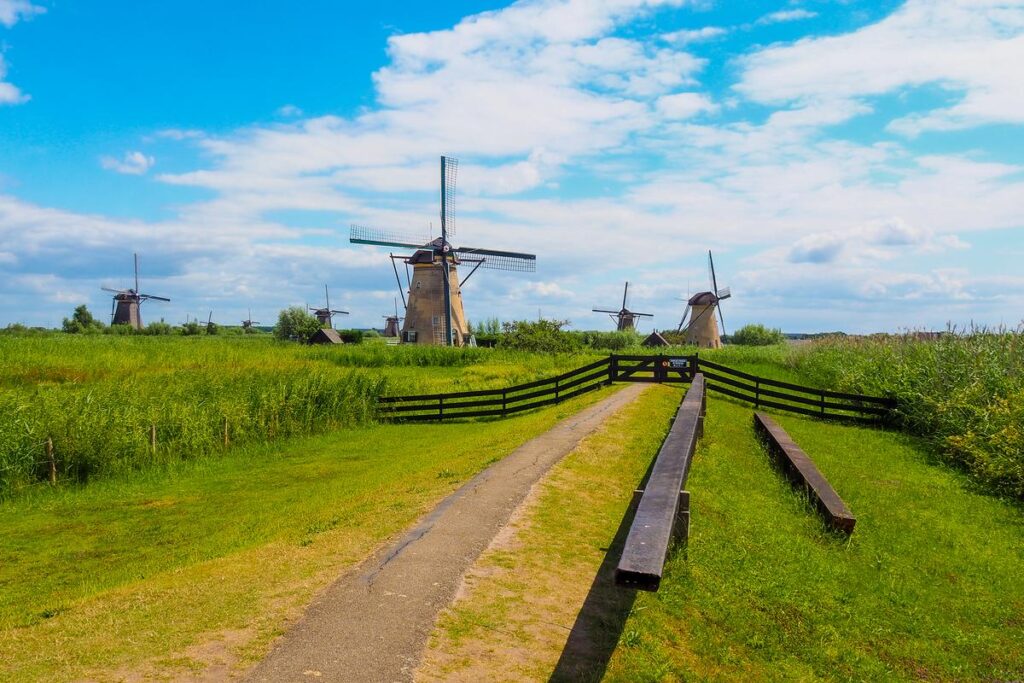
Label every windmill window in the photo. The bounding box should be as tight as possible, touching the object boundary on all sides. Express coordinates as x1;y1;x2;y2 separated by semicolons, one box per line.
405;330;417;342
432;316;441;325
415;281;422;289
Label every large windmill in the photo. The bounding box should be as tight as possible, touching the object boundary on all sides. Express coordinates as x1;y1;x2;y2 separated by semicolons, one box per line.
593;282;653;332
309;285;349;329
101;253;170;330
241;309;260;331
677;250;731;348
350;156;536;346
383;298;403;338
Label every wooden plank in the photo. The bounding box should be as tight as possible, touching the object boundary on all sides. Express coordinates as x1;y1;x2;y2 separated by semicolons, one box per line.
753;412;856;534
615;374;706;592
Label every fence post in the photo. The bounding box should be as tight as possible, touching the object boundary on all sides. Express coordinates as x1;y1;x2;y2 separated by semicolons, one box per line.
46;438;56;484
223;416;230;447
555;376;560;402
438;396;444;420
149;424;157;455
820;391;826;416
755;379;760;409
691;353;699;381
609;355;618;384
502;389;507;417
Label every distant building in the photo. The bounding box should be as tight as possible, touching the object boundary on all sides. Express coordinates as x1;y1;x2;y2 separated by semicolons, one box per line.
308;328;343;345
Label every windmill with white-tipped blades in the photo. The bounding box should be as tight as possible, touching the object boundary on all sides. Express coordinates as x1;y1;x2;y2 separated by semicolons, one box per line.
593;282;653;332
101;253;170;330
677;250;731;348
350;156;536;346
309;285;349;329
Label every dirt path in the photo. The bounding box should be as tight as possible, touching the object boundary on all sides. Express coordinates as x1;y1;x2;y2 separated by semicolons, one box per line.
246;383;649;683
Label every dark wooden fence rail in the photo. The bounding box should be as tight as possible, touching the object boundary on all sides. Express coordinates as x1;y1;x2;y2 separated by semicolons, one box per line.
615;373;706;591
378;354;894;423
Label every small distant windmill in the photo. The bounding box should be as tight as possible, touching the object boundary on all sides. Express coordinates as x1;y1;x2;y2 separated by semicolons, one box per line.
677;250;731;348
351;156;536;346
593;282;653;332
241;309;259;331
383;298;403;338
309;285;349;329
101;253;170;330
205;311;217;334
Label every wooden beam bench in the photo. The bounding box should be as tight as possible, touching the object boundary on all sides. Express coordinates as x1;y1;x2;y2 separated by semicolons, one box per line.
753;412;856;534
615;374;706;591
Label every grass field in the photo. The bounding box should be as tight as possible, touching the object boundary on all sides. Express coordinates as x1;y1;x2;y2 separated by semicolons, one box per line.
423;391;1024;681
0;386;615;681
0;335;599;496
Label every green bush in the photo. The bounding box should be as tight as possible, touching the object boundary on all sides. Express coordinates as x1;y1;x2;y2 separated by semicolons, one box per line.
336;329;364;344
62;305;105;334
179;321;202;336
731;323;785;346
145;321;173;336
274;307;322;342
498;319;582;353
575;330;642;350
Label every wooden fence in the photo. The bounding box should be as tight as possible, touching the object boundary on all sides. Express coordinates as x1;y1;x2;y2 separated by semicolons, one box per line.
377;354;894;423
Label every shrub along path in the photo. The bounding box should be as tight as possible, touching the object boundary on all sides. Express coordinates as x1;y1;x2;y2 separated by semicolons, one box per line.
420;394;1024;681
247;383;650;682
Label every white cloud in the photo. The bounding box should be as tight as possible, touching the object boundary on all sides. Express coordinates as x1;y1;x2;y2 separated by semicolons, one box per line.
786;217;968;265
737;0;1024;134
661;26;727;44
276;104;303;117
0;0;43;27
756;9;817;25
100;151;156;175
656;92;717;118
0;56;29;106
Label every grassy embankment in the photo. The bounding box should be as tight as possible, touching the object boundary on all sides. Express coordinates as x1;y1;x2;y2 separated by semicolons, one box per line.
0;386;616;681
0;334;598;496
423;392;1024;682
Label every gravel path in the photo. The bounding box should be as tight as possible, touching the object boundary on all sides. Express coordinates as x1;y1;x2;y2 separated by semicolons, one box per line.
246;384;649;683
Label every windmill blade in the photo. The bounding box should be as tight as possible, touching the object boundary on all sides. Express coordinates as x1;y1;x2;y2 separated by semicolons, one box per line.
110;297;116;321
708;250;720;298
676;306;689;333
632;311;655;317
350;224;431;250
102;286;129;294
592;308;620;314
139;294;171;302
134;252;140;294
716;286;732;300
330;310;350;315
622;282;629;310
454;246;536;272
440;155;458;241
717;303;726;337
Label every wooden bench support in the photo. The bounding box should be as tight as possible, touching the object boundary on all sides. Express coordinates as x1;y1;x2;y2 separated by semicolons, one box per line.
753;412;856;535
616;375;706;592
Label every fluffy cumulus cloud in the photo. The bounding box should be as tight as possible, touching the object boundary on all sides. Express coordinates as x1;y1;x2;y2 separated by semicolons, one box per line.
2;0;1024;332
756;9;817;25
100;151;156;175
0;0;43;27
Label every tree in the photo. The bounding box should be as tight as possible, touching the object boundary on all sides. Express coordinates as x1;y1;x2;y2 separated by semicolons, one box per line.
144;320;173;336
180;320;202;336
62;305;104;334
731;323;785;346
274;306;322;341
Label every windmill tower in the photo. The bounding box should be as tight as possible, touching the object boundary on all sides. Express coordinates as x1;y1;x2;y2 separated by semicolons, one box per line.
593;282;653;332
309;285;349;329
101;253;170;330
383;298;403;338
678;251;731;348
241;309;260;331
351;156;536;346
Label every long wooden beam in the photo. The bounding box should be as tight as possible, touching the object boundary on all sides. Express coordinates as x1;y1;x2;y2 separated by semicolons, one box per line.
615;374;706;591
753;412;856;534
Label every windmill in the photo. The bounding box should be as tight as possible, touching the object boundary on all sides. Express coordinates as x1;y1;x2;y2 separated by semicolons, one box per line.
593;282;653;332
241;309;260;331
204;311;218;335
101;253;170;330
309;285;349;329
677;250;731;348
350;156;536;346
383;298;403;338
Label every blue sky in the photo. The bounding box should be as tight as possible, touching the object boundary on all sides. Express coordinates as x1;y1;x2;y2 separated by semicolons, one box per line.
1;0;1022;333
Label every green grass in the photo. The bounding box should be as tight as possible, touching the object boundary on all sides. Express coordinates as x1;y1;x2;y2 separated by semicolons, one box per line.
0;335;598;495
0;386;613;681
604;397;1024;681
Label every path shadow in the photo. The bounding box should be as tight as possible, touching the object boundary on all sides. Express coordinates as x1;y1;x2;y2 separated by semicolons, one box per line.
548;458;658;682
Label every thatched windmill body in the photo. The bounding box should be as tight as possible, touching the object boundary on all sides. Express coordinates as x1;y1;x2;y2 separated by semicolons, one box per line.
677;251;731;348
101;253;170;330
310;285;349;329
383;299;403;338
593;282;653;332
351;156;536;346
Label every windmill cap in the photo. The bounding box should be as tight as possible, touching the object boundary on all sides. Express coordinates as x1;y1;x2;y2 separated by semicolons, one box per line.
688;291;717;305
